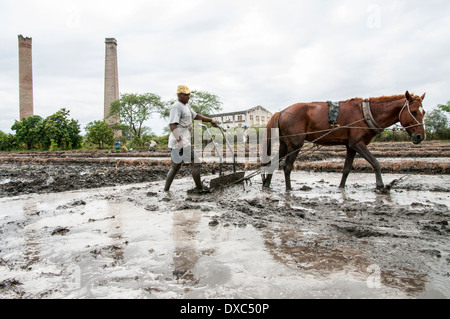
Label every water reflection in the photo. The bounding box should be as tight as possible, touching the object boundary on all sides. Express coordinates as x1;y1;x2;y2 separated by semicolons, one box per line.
260;190;428;295
23;202;40;266
171;209;201;281
262;224;369;274
106;201;124;264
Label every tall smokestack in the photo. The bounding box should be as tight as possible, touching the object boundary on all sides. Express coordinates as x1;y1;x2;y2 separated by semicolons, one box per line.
18;35;34;119
104;38;120;134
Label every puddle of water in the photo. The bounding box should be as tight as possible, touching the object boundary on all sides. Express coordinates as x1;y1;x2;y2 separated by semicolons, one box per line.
314;157;450;164
0;178;12;185
0;171;448;299
279;171;450;206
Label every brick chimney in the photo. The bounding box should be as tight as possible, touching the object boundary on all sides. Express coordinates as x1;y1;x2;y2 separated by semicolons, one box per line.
18;35;34;119
104;38;120;136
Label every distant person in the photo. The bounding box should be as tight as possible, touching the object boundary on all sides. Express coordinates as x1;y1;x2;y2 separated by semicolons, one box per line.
164;85;217;192
148;140;158;151
115;140;121;152
243;125;248;148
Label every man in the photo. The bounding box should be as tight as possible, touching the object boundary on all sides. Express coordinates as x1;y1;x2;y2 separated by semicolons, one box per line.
164;85;218;192
148;140;158;151
242;125;248;148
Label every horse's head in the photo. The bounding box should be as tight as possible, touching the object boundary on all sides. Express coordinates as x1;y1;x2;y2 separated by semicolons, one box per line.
400;91;427;144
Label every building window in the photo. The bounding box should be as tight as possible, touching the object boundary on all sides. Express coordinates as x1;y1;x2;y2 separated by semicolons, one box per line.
237;115;242;121
250;115;254;121
256;116;260;122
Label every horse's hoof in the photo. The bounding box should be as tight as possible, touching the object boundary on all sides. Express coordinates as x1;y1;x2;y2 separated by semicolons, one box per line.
375;186;389;194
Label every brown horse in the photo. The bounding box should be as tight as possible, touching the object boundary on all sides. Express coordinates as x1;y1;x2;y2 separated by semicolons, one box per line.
262;91;427;190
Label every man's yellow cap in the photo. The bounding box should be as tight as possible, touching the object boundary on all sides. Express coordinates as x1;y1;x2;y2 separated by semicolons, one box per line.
177;85;191;95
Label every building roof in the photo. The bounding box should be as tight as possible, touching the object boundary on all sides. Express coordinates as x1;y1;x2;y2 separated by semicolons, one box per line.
212;105;272;117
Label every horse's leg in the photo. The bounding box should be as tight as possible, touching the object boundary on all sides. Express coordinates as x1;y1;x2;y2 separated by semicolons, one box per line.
262;143;287;188
262;152;276;188
339;146;357;188
283;148;301;191
352;143;384;189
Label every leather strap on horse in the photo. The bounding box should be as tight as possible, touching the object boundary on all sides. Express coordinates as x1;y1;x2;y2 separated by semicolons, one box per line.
362;100;384;134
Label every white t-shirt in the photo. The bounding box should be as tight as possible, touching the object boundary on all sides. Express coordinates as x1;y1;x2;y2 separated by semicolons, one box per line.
168;101;198;149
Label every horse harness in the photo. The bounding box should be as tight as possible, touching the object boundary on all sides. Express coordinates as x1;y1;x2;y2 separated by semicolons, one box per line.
361;100;384;134
362;98;424;134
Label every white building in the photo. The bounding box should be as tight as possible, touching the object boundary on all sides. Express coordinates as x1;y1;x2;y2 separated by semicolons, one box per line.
212;105;273;129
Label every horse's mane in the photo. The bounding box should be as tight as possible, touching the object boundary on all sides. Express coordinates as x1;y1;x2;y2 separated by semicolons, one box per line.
344;94;422;104
368;95;405;103
369;93;422;103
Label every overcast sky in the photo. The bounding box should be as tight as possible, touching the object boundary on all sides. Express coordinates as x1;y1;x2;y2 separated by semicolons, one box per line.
1;0;449;135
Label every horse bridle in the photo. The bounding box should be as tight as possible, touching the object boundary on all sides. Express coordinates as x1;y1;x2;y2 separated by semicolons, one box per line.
398;99;425;129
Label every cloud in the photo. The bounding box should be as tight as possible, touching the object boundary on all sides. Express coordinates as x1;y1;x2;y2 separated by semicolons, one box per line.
1;0;449;135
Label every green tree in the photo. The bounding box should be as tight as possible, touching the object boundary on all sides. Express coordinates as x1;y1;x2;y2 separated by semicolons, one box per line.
42;108;82;150
0;131;17;151
11;115;43;150
186;90;223;117
160;90;223;119
425;108;449;139
85;120;114;149
110;93;165;145
438;101;450;113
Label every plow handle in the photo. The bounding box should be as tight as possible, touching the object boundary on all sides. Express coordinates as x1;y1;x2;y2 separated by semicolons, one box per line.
217;125;237;173
199;124;223;176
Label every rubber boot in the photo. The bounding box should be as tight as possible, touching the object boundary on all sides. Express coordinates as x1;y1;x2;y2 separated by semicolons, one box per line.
164;163;182;191
192;163;203;190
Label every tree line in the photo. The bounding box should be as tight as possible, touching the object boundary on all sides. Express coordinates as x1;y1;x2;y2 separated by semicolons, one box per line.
1;108;82;151
0;96;449;152
0;90;223;151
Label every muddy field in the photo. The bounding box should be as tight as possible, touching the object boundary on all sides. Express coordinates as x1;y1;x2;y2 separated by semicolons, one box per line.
0;141;449;299
0;141;448;197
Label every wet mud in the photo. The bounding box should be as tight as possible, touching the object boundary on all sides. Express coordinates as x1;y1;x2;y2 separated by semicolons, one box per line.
0;142;449;298
0;141;448;197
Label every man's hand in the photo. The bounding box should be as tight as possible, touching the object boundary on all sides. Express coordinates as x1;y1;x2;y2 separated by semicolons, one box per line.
194;115;218;128
177;136;183;149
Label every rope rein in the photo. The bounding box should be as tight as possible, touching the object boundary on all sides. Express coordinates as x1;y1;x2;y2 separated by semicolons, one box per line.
217;99;426;186
262;99;425;142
